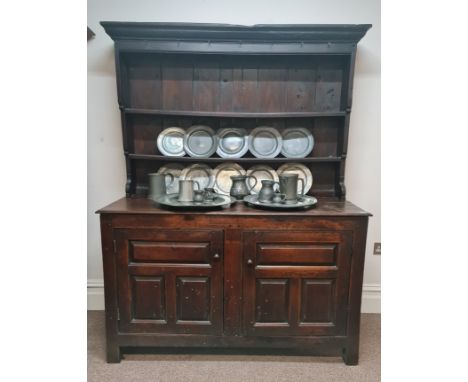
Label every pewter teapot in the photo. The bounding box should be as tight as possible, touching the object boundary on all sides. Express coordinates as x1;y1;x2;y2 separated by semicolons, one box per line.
258;179;279;203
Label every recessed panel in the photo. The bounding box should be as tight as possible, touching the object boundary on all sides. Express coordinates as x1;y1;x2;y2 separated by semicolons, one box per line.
258;67;287;112
127;57;163;109
130;114;163;155
310;117;341;157
255;279;289;323
314;60;343;112
193;64;221;111
176;277;210;321
132;276;166;320
257;243;336;265
130;241;209;263
285;67;316;112
162;63;193;110
300;279;335;323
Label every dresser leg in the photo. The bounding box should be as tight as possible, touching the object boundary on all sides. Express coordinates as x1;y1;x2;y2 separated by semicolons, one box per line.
342;345;359;365
106;345;121;363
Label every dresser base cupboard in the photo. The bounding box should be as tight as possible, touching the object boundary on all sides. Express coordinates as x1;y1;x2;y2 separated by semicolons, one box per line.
97;198;370;365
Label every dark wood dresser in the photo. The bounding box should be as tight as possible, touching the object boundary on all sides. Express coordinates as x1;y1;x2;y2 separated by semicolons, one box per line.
97;22;372;364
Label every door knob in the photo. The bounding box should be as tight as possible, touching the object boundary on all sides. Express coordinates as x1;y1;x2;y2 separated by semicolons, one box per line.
247;259;253;265
213;253;221;260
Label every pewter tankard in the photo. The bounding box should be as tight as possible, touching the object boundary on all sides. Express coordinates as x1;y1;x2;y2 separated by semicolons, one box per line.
279;173;304;204
148;173;174;200
178;180;201;202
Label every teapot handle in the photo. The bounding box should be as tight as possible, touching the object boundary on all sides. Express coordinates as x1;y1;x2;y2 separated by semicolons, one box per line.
165;173;174;185
193;180;201;190
247;176;258;192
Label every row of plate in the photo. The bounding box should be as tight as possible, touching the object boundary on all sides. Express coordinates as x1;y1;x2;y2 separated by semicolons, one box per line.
157;125;315;159
156;162;313;196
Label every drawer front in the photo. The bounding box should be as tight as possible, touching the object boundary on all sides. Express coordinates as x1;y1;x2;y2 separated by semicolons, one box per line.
257;242;337;265
114;229;223;335
242;230;352;336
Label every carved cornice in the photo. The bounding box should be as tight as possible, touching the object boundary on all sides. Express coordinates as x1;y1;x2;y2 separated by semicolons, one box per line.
100;22;371;44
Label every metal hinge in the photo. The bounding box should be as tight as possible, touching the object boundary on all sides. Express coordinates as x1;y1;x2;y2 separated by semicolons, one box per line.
117;309;120;321
113;239;117;253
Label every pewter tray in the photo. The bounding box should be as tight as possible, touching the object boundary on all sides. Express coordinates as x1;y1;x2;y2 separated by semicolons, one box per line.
154;193;236;210
243;194;318;210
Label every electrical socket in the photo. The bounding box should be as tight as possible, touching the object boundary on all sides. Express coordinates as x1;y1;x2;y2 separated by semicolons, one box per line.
373;242;381;255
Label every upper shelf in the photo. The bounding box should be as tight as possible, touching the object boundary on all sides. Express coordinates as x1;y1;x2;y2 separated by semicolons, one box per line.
127;154;343;163
124;108;347;119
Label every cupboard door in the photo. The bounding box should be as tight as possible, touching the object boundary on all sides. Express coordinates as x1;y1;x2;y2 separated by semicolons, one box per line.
242;230;352;336
114;229;223;335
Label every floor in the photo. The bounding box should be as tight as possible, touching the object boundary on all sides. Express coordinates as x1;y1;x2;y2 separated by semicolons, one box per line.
88;311;380;382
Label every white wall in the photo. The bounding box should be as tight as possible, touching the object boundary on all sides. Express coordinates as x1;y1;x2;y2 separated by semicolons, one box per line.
87;0;381;312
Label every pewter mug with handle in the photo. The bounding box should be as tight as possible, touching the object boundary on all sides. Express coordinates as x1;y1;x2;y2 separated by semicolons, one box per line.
178;180;201;202
148;173;174;200
230;175;257;200
279;173;305;203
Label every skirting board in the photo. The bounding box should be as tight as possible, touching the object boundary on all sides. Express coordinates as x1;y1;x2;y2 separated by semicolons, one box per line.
88;279;381;313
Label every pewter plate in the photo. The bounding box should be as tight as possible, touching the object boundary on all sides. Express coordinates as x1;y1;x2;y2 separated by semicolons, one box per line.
184;125;218;158
243;194;317;210
180;163;215;190
156;163;185;194
212;162;246;195
248;126;282;159
281;127;314;158
277;163;313;194
157;127;186;157
246;165;279;194
154;193;236;210
216;128;249;158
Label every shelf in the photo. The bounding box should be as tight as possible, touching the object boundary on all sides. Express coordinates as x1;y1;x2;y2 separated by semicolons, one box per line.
124;108;347;118
128;154;343;163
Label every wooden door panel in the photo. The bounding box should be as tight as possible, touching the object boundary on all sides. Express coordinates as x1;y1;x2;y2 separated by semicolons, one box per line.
176;277;211;322
243;230;351;336
255;279;289;323
115;229;223;335
132;276;166;321
300;279;335;323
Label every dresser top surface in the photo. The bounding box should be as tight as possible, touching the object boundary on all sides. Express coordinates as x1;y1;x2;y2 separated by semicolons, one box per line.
97;197;371;217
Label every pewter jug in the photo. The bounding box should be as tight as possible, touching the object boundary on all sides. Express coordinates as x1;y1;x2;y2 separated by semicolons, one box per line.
272;193;286;204
279;173;305;204
148;173;174;200
229;175;257;200
257;180;279;203
193;190;205;203
178;180;201;202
